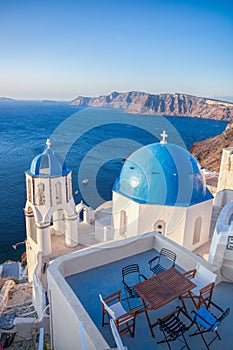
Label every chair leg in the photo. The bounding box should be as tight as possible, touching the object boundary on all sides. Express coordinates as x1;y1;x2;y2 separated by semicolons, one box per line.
101;306;105;326
157;332;190;350
179;296;188;313
157;330;172;350
126;296;131;311
126;320;136;337
131;318;136;337
101;308;110;327
182;334;191;350
190;324;212;350
199;332;210;350
126;322;133;337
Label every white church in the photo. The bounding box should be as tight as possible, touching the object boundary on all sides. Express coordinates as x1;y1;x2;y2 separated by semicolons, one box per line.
23;132;233;329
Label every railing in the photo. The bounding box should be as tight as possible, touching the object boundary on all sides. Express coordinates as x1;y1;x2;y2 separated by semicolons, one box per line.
38;328;44;350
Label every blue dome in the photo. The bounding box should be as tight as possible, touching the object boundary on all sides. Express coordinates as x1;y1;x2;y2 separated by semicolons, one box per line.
28;140;69;177
114;143;213;206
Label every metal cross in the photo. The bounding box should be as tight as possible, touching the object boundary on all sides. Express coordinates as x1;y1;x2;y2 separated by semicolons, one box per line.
160;130;168;144
46;138;51;148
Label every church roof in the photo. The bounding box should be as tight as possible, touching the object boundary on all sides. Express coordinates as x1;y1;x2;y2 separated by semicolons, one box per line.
114;138;213;207
28;139;70;177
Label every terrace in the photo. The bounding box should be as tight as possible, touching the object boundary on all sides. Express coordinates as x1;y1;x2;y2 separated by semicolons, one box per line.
47;232;232;350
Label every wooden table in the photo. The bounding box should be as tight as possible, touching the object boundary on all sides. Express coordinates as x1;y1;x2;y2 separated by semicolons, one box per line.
133;267;196;337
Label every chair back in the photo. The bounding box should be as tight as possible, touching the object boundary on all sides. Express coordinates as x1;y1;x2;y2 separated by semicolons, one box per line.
219;307;230;323
122;264;140;277
160;248;176;268
122;264;141;288
99;294;116;320
195;263;217;286
110;319;128;350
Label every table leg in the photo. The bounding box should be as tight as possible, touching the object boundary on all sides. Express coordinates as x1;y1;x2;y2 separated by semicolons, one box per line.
142;300;155;338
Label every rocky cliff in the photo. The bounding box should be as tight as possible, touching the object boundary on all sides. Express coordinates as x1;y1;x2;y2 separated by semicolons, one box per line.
191;122;233;172
69;91;233;121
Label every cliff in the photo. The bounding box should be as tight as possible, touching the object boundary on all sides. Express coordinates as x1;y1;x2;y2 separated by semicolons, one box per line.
69;91;233;121
191;122;233;172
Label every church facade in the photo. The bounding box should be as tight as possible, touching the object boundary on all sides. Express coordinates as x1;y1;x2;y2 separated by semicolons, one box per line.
97;133;213;252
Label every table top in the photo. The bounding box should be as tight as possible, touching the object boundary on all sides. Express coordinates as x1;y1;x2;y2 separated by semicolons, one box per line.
134;267;196;310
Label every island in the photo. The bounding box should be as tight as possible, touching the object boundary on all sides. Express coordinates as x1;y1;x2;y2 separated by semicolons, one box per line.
0;97;16;102
69;91;233;121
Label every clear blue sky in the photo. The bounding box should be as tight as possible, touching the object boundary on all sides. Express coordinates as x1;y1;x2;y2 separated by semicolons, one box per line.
0;0;232;100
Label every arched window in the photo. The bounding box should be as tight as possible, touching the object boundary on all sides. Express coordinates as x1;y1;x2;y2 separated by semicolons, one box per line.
27;179;32;202
228;213;233;226
193;217;202;245
120;210;127;237
26;207;37;243
69;177;72;200
56;182;62;204
37;183;45;205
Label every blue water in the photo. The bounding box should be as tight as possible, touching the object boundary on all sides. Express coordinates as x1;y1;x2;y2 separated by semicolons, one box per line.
0;101;227;263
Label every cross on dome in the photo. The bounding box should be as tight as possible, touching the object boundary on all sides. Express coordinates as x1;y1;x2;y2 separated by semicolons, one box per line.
160;130;168;144
46;139;51;149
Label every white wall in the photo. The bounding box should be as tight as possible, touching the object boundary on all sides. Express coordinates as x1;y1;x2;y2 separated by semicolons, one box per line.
138;204;187;246
183;199;213;251
112;192;212;251
112;191;139;238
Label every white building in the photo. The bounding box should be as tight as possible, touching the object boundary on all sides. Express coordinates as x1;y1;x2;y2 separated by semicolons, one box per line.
208;147;233;282
96;133;213;252
208;200;233;281
215;147;233;208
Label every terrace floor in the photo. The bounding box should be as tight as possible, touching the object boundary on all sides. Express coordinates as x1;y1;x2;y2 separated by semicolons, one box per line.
66;249;233;350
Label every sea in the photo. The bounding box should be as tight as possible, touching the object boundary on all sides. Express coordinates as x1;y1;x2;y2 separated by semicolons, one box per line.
0;101;228;263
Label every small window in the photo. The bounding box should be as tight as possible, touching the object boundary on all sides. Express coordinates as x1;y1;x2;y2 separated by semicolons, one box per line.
193;217;202;245
37;183;45;205
69;177;72;200
120;210;127;237
27;179;32;202
56;182;62;204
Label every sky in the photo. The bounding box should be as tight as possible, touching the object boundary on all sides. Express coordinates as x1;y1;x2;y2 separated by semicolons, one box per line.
0;0;233;100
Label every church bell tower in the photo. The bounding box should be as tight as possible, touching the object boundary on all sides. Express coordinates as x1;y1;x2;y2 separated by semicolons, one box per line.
24;139;78;281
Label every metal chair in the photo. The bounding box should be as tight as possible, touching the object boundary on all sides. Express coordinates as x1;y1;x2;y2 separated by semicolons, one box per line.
179;263;217;312
148;248;176;275
121;264;147;310
190;300;230;349
99;290;137;337
157;306;193;350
